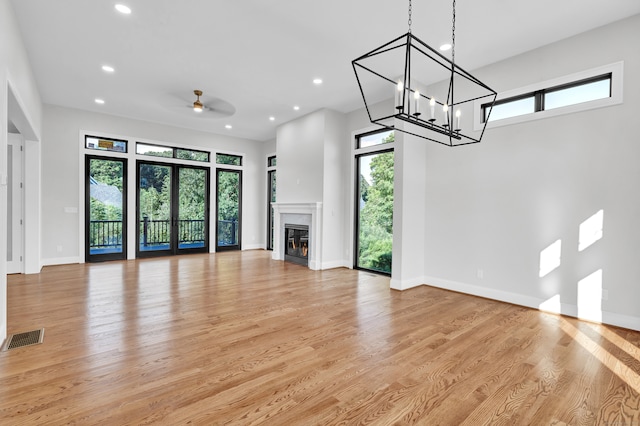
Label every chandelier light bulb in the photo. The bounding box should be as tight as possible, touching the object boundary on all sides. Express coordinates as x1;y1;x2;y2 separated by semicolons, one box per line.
396;80;404;110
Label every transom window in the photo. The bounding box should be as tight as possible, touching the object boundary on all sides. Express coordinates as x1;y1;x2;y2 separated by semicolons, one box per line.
216;153;242;166
86;136;127;153
136;143;210;162
483;74;612;123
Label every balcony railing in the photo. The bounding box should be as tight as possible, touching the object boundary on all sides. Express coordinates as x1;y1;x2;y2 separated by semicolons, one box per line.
88;219;208;249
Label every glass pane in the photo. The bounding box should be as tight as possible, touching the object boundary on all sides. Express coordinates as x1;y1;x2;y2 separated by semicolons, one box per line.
487;97;535;122
137;143;173;158
86;136;127;153
357;130;394;149
139;163;172;252
357;150;394;273
89;158;124;255
216;153;242;166
217;170;240;247
545;78;610;111
177;149;210;162
268;156;277;167
267;170;276;250
178;168;207;249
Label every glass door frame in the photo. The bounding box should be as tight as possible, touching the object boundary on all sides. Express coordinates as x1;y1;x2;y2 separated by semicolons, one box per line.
85;155;128;262
266;169;276;250
353;129;395;276
215;168;242;252
136;160;210;258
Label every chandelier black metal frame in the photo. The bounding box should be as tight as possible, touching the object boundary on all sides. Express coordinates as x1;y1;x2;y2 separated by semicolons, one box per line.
352;0;497;147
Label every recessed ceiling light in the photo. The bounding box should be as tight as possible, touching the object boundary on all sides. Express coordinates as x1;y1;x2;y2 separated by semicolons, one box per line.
115;4;131;14
313;78;323;85
269;116;275;121
101;65;115;73
225;124;232;129
439;43;452;51
293;105;300;111
95;98;105;104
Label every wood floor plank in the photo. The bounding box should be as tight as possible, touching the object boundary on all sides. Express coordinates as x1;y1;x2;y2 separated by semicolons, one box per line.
1;250;639;425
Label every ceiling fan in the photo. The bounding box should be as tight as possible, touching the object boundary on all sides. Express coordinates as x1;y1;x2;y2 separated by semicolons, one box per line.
193;89;204;112
179;89;235;118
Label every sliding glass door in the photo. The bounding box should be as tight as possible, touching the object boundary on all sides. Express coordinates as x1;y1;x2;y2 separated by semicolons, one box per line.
137;161;209;257
85;156;127;262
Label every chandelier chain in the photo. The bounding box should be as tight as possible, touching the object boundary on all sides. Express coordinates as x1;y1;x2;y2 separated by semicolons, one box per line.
451;0;456;64
408;0;412;32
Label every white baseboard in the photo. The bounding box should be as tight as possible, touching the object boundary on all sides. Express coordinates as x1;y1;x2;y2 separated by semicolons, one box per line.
242;244;264;251
320;260;351;270
398;275;640;332
41;256;80;267
390;276;424;291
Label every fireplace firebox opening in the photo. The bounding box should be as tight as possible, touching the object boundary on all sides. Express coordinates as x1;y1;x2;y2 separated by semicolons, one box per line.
284;224;309;266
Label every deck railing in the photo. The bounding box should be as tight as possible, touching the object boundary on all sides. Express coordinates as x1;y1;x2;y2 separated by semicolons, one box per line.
89;218;209;249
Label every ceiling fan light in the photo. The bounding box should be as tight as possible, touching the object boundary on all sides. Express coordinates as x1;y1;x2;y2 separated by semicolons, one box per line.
193;89;204;112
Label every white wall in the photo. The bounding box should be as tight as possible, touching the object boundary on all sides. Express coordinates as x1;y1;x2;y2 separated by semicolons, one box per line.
275;109;349;268
41;104;266;263
276;110;325;203
0;0;43;342
321;110;348;268
415;14;640;329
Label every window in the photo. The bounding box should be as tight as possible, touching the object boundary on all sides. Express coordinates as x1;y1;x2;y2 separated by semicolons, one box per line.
357;131;395;149
544;77;611;111
85;136;127;153
267;155;276;250
485;95;535;122
476;62;623;129
216;153;242;166
354;129;394;275
483;74;612;123
136;143;210;162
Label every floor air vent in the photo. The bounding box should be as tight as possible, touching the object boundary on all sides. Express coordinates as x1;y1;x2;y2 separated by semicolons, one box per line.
2;329;45;351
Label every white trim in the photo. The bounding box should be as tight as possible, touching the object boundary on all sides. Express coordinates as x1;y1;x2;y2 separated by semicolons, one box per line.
390;276;424;291
242;244;263;251
321;260;350;270
272;202;323;270
409;275;640;332
474;61;624;130
42;256;80;266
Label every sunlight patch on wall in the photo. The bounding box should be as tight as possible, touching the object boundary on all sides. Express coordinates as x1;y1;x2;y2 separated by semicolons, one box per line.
579;209;604;252
539;239;562;277
539;294;562;314
577;269;603;323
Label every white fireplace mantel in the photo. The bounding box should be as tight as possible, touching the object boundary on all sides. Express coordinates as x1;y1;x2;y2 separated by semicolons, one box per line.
272;202;323;270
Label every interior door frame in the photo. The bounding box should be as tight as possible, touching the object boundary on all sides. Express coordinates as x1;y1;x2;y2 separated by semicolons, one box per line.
7;134;23;273
85;155;128;262
215;168;242;252
136;160;210;258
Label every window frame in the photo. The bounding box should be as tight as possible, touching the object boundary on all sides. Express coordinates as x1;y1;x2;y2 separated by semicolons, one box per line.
474;61;623;130
136;142;210;162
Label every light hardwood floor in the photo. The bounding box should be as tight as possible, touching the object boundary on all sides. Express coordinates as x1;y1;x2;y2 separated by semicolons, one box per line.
1;250;639;425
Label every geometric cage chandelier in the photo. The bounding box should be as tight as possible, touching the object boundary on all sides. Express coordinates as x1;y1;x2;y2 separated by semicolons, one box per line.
352;0;497;147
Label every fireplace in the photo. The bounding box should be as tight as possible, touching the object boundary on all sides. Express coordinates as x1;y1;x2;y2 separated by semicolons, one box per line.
284;224;309;266
271;202;322;270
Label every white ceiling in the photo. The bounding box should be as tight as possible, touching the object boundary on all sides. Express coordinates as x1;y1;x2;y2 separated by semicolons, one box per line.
9;0;640;141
